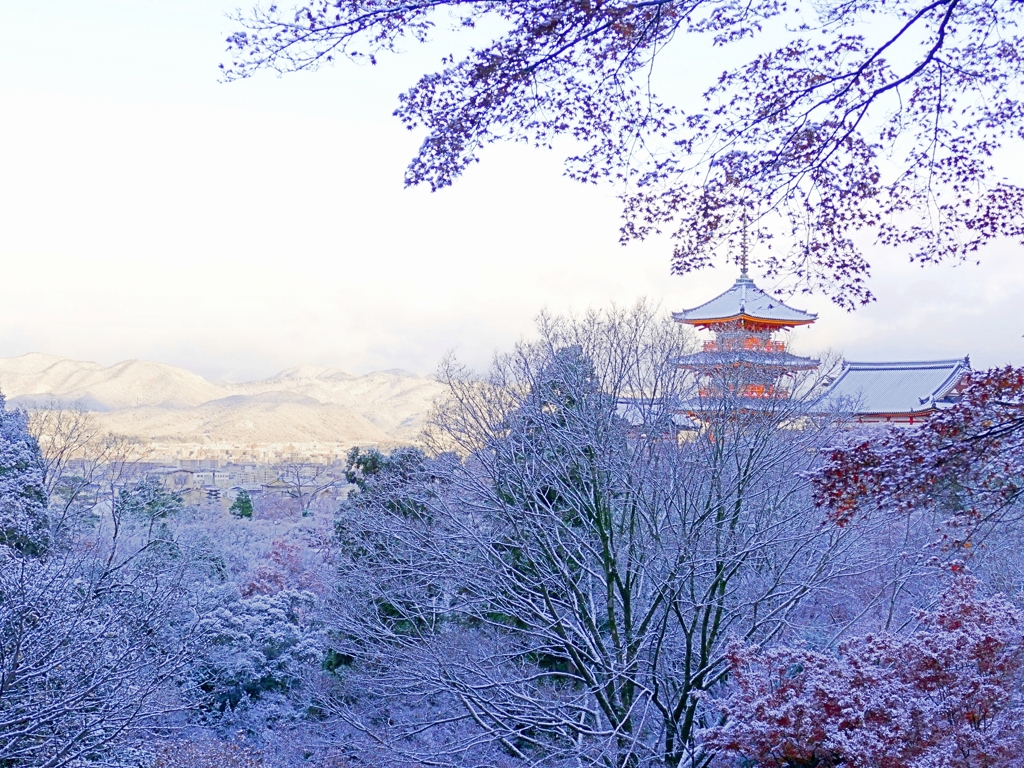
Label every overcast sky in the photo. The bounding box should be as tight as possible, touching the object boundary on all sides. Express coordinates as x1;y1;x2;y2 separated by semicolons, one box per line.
1;1;1022;382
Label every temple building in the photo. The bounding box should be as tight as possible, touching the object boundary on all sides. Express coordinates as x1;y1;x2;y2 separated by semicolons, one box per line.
672;261;971;423
819;358;971;425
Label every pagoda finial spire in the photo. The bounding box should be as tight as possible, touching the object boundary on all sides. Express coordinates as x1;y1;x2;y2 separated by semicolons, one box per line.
739;209;750;278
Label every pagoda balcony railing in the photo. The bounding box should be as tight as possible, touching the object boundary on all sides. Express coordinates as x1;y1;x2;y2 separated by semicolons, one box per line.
698;384;791;399
703;338;786;353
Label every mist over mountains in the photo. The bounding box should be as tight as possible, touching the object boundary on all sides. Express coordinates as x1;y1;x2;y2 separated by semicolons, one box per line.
0;353;445;445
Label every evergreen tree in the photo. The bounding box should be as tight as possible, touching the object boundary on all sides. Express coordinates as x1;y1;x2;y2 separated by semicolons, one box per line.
229;488;253;518
0;393;48;555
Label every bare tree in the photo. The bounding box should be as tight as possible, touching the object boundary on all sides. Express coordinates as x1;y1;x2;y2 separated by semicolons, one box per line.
1;403;210;768
316;305;864;767
278;461;341;516
28;404;149;539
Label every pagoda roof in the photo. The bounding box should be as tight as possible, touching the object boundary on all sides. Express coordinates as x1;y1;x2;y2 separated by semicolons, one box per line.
673;276;817;328
819;358;971;416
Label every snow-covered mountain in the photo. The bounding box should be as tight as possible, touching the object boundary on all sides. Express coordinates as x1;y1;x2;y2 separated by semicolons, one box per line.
0;354;445;445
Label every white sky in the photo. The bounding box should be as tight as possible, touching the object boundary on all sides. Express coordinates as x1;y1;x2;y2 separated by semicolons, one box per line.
1;0;1022;381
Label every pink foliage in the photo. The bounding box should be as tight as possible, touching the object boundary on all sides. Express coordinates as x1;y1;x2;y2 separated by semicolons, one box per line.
706;577;1024;768
241;539;323;597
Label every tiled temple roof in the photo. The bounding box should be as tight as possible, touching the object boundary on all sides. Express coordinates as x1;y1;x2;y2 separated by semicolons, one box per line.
820;358;971;415
673;277;817;328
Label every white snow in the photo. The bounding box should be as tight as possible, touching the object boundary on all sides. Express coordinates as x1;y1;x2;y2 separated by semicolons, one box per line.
0;354;446;445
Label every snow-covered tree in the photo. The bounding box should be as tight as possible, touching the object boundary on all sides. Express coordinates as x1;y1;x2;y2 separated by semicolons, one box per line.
705;576;1024;768
0;402;215;767
0;394;48;555
316;305;856;767
0;544;201;768
191;587;324;718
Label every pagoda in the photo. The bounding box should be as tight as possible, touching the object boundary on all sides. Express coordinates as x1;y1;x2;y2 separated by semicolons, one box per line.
674;244;818;403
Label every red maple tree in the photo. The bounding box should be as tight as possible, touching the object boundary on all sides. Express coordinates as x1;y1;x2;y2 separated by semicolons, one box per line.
813;367;1024;542
705;576;1024;768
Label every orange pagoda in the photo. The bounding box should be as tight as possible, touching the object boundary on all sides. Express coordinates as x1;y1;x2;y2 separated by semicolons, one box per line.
673;258;818;403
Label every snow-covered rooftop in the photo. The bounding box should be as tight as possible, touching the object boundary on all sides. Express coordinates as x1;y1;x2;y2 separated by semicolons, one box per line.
673;277;817;327
615;399;697;432
821;358;971;415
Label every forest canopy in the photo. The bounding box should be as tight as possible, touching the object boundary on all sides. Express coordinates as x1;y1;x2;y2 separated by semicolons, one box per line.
4;307;1024;765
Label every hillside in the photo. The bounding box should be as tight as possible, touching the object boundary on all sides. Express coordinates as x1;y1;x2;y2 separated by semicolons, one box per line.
0;354;445;446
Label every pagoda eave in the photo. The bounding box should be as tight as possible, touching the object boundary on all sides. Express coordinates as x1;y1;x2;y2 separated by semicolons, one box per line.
671;312;816;331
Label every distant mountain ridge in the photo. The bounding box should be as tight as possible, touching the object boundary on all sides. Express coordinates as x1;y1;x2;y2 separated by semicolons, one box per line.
0;353;445;445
